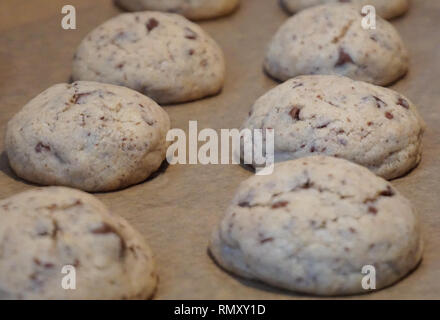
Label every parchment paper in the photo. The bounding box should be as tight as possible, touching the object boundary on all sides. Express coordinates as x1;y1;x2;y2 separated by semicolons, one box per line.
0;0;439;299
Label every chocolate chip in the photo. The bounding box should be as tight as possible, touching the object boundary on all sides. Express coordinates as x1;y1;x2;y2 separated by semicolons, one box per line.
260;237;274;244
146;18;159;32
128;245;139;259
368;206;378;215
292;83;303;90
238;201;251;208
289;107;301;120
397;97;409;109
317;122;329;129
373;96;387;108
79;113;86;127
335;48;354;67
91;223;116;234
271;201;289;209
332;20;353;44
29;272;44;287
188;49;195;55
91;223;126;258
184;27;197;40
51;219;60;239
142;114;156;126
302;180;313;189
379;186;395;197
33;258;54;269
385;112;394;119
35;142;50;153
72;259;80;267
71;92;92;104
367;121;373;126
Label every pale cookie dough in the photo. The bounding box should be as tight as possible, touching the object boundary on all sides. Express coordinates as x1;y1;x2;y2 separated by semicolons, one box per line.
5;81;170;192
280;0;409;19
115;0;240;20
241;75;425;180
210;156;423;296
265;4;409;85
72;12;225;104
0;187;157;300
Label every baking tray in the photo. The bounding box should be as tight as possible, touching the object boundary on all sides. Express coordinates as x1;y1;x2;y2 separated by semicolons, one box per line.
0;0;439;299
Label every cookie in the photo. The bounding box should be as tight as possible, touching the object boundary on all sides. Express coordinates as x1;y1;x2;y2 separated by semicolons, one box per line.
5;81;170;192
241;75;425;180
72;12;225;104
115;0;240;20
210;156;423;296
280;0;409;19
0;187;157;299
265;4;409;85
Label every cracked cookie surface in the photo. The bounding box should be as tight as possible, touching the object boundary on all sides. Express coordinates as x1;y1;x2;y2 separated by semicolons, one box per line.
115;0;240;20
265;4;409;85
5;81;170;192
210;156;423;296
72;12;225;104
280;0;409;19
241;75;425;180
0;187;157;299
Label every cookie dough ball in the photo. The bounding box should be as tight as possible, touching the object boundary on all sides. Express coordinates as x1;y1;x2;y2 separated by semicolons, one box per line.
5;81;170;192
280;0;409;19
265;4;409;85
241;75;425;180
0;187;157;300
210;156;423;296
72;12;225;104
115;0;240;20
